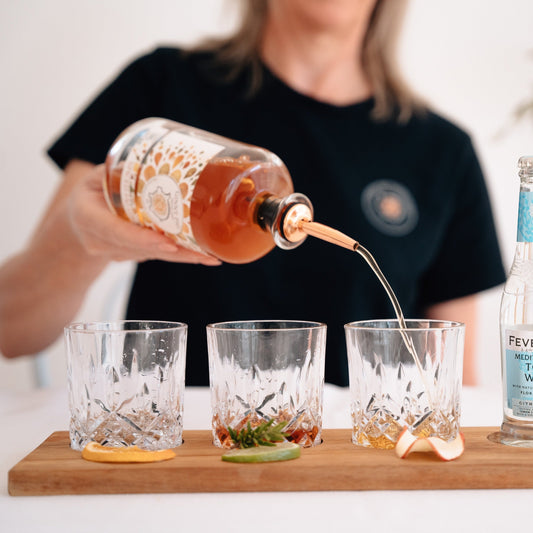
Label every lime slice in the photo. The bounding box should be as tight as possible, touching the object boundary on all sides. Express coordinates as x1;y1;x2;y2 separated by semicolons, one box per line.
221;442;301;463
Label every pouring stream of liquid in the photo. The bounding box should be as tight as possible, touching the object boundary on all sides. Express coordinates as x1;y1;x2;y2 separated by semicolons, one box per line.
299;220;434;410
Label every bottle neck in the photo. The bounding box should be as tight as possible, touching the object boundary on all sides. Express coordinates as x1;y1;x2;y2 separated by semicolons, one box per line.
517;183;533;244
513;242;533;262
516;157;533;244
256;193;313;250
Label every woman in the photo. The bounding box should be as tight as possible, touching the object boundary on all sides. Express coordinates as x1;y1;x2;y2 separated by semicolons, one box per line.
0;0;505;385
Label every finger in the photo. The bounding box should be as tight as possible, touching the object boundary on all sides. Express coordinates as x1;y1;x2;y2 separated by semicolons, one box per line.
149;246;222;265
100;215;221;264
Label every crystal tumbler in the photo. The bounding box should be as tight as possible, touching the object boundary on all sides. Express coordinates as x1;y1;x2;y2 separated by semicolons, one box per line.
345;319;464;449
207;320;326;448
65;320;187;451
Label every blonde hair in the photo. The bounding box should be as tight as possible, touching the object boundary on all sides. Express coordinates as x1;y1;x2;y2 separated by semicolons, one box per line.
195;0;423;122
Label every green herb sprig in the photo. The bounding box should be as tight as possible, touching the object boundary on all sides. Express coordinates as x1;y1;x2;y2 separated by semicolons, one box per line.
228;420;289;448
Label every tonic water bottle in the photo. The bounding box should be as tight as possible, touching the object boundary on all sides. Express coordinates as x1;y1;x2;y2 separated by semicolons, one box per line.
104;118;313;264
499;155;533;446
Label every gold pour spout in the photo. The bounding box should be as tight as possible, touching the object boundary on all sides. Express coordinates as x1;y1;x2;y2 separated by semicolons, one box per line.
299;221;360;252
281;203;359;251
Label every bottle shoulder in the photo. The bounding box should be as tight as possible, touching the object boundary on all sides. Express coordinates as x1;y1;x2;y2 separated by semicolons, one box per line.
506;256;533;291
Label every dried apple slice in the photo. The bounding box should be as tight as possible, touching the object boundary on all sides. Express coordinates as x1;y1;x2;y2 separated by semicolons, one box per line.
395;427;465;461
395;426;419;458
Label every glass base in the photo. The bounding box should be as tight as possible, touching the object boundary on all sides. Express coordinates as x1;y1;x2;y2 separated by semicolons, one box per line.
488;417;533;448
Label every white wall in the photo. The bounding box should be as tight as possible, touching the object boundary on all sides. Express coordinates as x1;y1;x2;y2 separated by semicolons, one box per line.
0;0;531;391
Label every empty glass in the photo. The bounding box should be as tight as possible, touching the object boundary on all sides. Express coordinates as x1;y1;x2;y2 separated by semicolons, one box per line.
65;320;187;451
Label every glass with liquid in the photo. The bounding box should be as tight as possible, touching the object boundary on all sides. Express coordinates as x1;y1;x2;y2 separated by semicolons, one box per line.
345;319;464;449
207;320;326;448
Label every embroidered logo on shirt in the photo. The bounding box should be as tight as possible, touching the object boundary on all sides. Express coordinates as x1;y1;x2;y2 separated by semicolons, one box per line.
361;180;418;236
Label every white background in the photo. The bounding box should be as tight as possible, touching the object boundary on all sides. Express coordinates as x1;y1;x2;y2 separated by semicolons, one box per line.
0;0;532;391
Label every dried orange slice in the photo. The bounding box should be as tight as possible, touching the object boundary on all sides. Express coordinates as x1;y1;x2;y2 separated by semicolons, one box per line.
395;427;465;461
81;442;176;463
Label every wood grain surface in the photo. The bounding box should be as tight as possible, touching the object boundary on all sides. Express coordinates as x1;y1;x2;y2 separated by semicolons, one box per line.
8;428;533;496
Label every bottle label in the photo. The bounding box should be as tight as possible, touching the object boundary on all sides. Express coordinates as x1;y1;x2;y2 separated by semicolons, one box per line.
504;329;533;417
132;130;224;252
517;191;533;242
118;120;169;224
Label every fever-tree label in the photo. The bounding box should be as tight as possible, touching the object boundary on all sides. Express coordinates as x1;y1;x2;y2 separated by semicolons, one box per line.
504;329;533;417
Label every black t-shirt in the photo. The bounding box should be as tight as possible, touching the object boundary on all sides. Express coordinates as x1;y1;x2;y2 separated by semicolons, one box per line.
48;47;506;386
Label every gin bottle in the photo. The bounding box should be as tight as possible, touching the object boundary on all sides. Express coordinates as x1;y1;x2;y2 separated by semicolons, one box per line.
499;155;533;446
104;118;313;264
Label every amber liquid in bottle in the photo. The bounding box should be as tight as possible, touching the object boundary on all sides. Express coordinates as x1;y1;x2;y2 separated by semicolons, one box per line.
105;156;293;263
189;156;293;263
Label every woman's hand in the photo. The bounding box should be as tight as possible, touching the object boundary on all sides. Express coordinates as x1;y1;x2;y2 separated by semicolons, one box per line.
68;163;221;265
0;159;220;359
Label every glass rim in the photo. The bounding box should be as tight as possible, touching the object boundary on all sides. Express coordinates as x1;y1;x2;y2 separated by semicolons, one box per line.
344;319;464;332
65;320;188;334
206;319;326;332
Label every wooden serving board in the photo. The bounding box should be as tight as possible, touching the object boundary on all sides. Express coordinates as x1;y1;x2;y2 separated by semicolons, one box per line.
8;428;533;496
